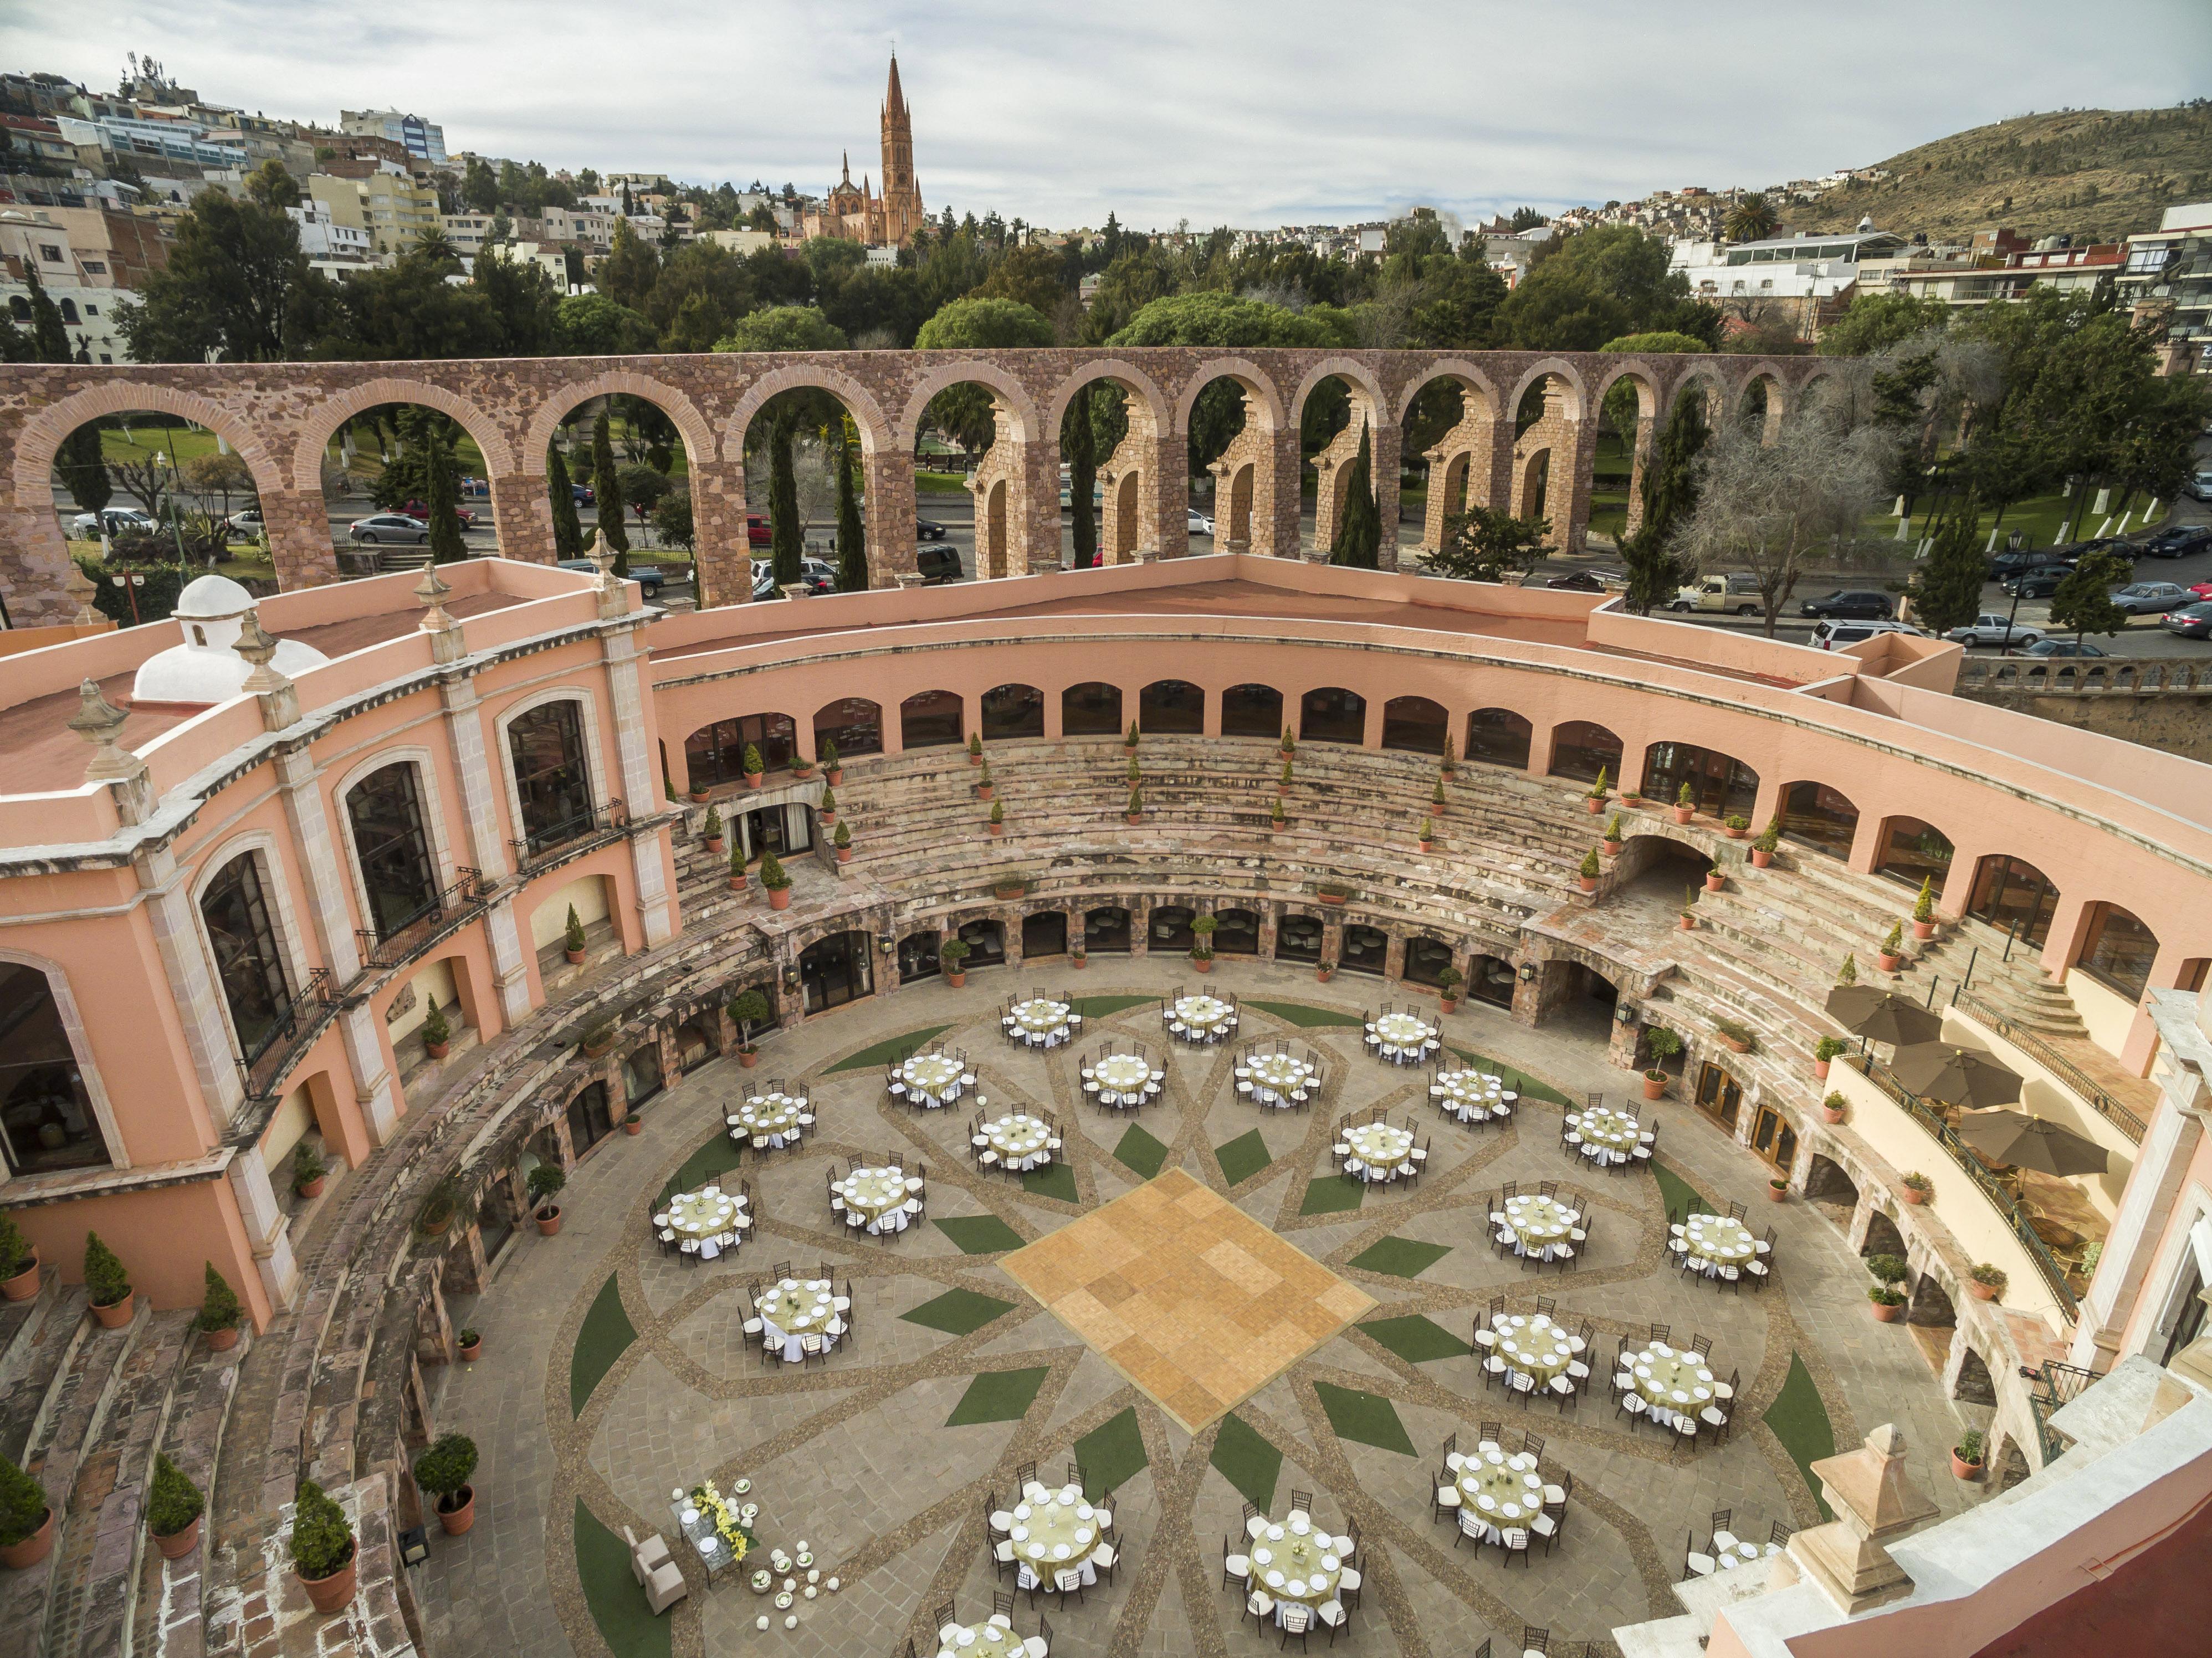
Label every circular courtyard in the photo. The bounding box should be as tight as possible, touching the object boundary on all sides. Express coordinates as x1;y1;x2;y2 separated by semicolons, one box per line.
421;959;1990;1658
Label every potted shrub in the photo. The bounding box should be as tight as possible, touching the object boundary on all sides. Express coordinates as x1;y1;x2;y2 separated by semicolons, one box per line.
293;1140;327;1199
196;1262;244;1352
940;938;972;988
1950;1429;1986;1481
147;1452;204;1559
1271;795;1288;831
1277;758;1293;796
1071;942;1088;971
818;785;838;827
992;872;1028;900
1724;813;1750;840
579;1021;616;1060
759;851;793;910
1642;1027;1682;1098
1440;733;1458;776
622;1108;642;1135
564;904;587;965
0;1454;53;1569
729;990;771;1067
1821;1089;1848;1124
1751;820;1780;869
1315;958;1337;984
741;744;765;789
1866;1253;1908;1323
1124;786;1143;826
1968;1262;2007;1302
1585;765;1609;814
728;842;748;892
289;1478;357;1615
1715;1019;1754;1056
1704;865;1725;893
1436;965;1462;1012
1317;881;1350;907
414;1432;479;1537
1125;721;1141;752
1190;913;1218;974
1901;1171;1933;1205
985;800;1003;836
418;1175;463;1237
820;738;842;786
457;1327;482;1361
1430;776;1447;818
1911;877;1937;941
791;751;817;780
1278;726;1294;758
421;1000;452;1061
1877;922;1905;973
1680;886;1698;931
974;762;994;802
687;777;710;804
1418;816;1435;853
84;1232;133;1328
1672;781;1696;825
0;1215;36;1303
1766;1175;1789;1202
1814;1036;1845;1081
1602;813;1624;857
1126;754;1141;788
1837;953;1859;987
834;821;853;862
967;732;985;765
702;805;725;857
1578;847;1601;893
528;1164;567;1235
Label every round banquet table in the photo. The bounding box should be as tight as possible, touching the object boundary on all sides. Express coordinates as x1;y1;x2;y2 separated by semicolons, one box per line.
730;1093;806;1149
1568;1106;1642;1166
1370;1012;1437;1062
663;1188;746;1257
1491;1312;1575;1386
1241;1052;1316;1108
1007;1484;1104;1592
1171;995;1236;1038
1433;1069;1513;1122
756;1277;844;1362
833;1166;918;1234
935;1620;1029;1657
1497;1193;1577;1260
1341;1122;1416;1183
1087;1053;1159;1106
1008;999;1075;1046
1680;1214;1758;1277
1627;1343;1717;1432
1451;1449;1547;1542
1245;1516;1345;1625
980;1113;1056;1172
898;1053;966;1109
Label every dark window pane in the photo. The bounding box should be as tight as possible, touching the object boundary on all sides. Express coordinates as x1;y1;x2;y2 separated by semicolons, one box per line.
1968;854;2059;948
1062;682;1121;736
1213;908;1261;954
508;701;593;854
901;690;964;749
1877;816;1953;891
1221;683;1283;739
1381;697;1447;754
1466;708;1532;769
813;698;882;758
684;713;797;785
1300;687;1365;744
1404;936;1454;985
980;683;1044;740
0;963;109;1176
1548;720;1620;783
1149;905;1195;950
1640;741;1759;818
1340;923;1388;974
201;854;293;1063
1780;781;1858;858
1082;906;1131;953
2079;904;2157;1000
1276;912;1323;962
347;763;439;939
897;931;940;982
1139;679;1204;734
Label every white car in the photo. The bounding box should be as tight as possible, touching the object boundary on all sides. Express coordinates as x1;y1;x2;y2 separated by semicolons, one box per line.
1944;613;2041;649
2187;472;2212;503
347;513;430;545
1810;619;1929;651
71;506;157;538
1188;510;1215;537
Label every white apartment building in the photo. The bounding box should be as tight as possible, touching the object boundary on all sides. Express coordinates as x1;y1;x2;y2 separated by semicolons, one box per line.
0;208;138;362
1670;226;1906;303
337;109;448;165
288;201;375;274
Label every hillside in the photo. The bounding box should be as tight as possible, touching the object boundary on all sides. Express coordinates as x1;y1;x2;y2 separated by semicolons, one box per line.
1779;104;2212;244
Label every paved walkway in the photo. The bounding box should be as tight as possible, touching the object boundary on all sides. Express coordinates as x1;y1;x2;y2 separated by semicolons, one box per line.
419;960;1991;1658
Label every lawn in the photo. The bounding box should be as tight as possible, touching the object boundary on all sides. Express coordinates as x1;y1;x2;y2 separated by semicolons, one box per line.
1215;1130;1272;1187
575;1499;671;1658
570;1274;637;1418
1210;1413;1283;1512
1348;1236;1453;1278
825;1025;954;1073
1358;1314;1469;1364
1298;1174;1366;1216
1074;1406;1149;1498
1763;1352;1838;1521
902;1288;1016;1337
934;1215;1027;1255
947;1366;1051;1427
916;469;971;495
1113;1124;1170;1179
1313;1381;1416;1455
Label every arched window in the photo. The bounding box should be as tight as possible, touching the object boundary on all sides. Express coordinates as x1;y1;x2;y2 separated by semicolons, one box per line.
0;963;109;1176
1380;696;1447;755
1968;854;2061;948
956;917;1005;966
1149;905;1196;950
814;697;882;758
201;853;294;1064
1062;682;1121;736
1300;687;1366;745
1276;912;1324;963
1340;923;1388;975
2077;904;2157;999
980;682;1044;740
346;763;439;939
508;700;594;855
896;930;940;982
1404;937;1455;986
1139;679;1205;734
1640;741;1759;819
1082;905;1131;953
1466;708;1532;769
59;297;79;324
1877;816;1953;890
1213;908;1262;955
1548;720;1620;784
685;713;796;785
1779;781;1858;859
1221;683;1283;739
900;690;964;749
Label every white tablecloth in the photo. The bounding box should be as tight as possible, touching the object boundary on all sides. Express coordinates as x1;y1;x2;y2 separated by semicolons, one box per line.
1084;1053;1161;1107
1565;1106;1643;1166
1239;1053;1317;1108
662;1188;749;1258
1008;1484;1105;1592
833;1166;921;1234
1626;1343;1716;1432
1006;999;1077;1048
1169;995;1236;1041
1450;1449;1546;1541
1243;1514;1349;1627
1368;1012;1438;1063
1433;1069;1515;1122
980;1113;1057;1172
729;1093;807;1148
1680;1215;1757;1277
1341;1122;1415;1183
897;1053;968;1109
1497;1194;1578;1260
757;1277;847;1363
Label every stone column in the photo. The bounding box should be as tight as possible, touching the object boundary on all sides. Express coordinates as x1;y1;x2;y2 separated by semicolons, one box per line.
1151;424;1192;561
139;853;247;1132
273;746;362;984
688;458;754;606
1016;421;1062;576
1620;412;1657;541
437;677;510;883
488;473;555;565
1309;422;1365;555
864;449;918;587
227;1154;300;1309
1383;933;1407;981
339;1004;402;1144
1370;421;1402;572
1259;420;1302;562
261;487;341;592
601;630;675;948
1129;897;1150;958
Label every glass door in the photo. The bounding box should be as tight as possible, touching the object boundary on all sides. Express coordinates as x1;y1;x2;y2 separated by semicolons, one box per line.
1750;1104;1798;1173
1695;1062;1743;1133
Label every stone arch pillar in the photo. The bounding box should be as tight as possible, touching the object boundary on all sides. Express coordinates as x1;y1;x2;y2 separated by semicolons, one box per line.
689;457;754;606
1309;421;1364;555
488;472;555;566
864;448;919;588
1620;407;1657;541
261;487;342;591
1097;391;1182;563
1512;382;1596;554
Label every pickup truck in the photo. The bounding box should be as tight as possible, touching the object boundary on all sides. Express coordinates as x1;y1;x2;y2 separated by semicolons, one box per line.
1668;574;1764;615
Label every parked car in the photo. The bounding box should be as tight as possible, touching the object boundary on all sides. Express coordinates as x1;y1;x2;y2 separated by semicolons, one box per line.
1945;613;2042;649
915;543;962;584
71;506;157;538
2160;601;2212;639
400;499;477;528
1188;510;1215;537
556;557;663;597
751;566;781;601
2186;472;2212;503
1544;570;1611;592
2002;565;2073;600
1988;547;2058;579
2189;579;2212;602
347;514;430;545
1670;573;1763;614
749;556;837;595
2109;581;2193;615
1799;589;1894;620
1810;619;1927;651
224;507;266;539
745;514;772;547
915;518;949;540
2139;524;2212;558
2009;638;2108;658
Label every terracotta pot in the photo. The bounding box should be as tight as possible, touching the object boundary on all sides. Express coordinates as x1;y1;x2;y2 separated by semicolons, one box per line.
1877;952;1902;973
204;1323;240;1351
704;836;724;856
1766;1181;1789;1202
1072;956;1088;970
425;1039;449;1061
421;1211;453;1235
1578;876;1597;893
792;764;816;780
1725;825;1748;840
688;790;709;804
580;1038;613;1060
970;751;984;766
298;1175;326;1200
975;784;992;801
1315;967;1335;983
1750;848;1773;868
0;1508;54;1569
1642;1074;1666;1100
1822;1106;1846;1124
744;772;764;790
535;1206;562;1236
825;767;842;785
837;845;854;862
1704;872;1724;892
1318;893;1346;906
1585;797;1604;815
1601;840;1622;856
1;1252;38;1301
152;1515;201;1559
1430;803;1446;819
1902;1185;1928;1205
994;886;1024;900
1679;915;1695;931
1418;838;1433;853
1912;920;1935;941
458;1335;482;1361
1814;1058;1831;1081
565;946;585;965
1124;812;1143;826
1950;1452;1985;1481
766;887;791;910
1276;782;1290;797
1622;795;1643;808
296;1553;357;1615
1672;807;1693;825
1192;958;1213;974
946;970;967;988
728;873;748;892
1869;1300;1903;1324
1439;995;1459;1014
739;1048;760;1068
90;1291;134;1329
436;1487;476;1537
1968;1278;2000;1301
820;809;838;827
623;1115;642;1135
1720;1035;1750;1055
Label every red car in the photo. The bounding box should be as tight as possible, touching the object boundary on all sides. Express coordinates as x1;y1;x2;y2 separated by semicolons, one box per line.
2188;579;2212;602
746;514;772;547
401;499;478;528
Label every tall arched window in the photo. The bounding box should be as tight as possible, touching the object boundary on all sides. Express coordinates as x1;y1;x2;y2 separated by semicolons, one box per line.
508;700;594;855
1062;682;1121;736
201;853;294;1063
1465;708;1532;768
1380;697;1447;755
0;963;110;1175
1221;683;1283;739
1876;816;1953;890
2077;903;2158;1000
686;713;796;784
1300;687;1365;745
1778;781;1858;859
1139;679;1205;734
980;683;1045;740
1548;720;1620;784
1968;854;2060;948
1640;741;1759;819
814;697;882;758
346;763;439;939
900;690;964;749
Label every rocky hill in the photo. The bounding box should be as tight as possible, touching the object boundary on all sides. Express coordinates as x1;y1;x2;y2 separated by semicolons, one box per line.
1781;104;2212;244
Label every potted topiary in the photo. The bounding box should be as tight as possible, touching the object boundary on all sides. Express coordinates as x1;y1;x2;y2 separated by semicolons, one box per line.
1190;913;1218;974
967;732;985;766
1642;1027;1682;1099
1724;814;1750;840
84;1232;133;1328
728;990;771;1066
1124;786;1143;826
421;1000;451;1061
1821;1089;1848;1124
564;904;587;965
974;762;993;801
939;938;972;988
196;1262;244;1352
1715;1019;1754;1055
791;750;817;781
414;1432;479;1537
1968;1262;2007;1302
293;1140;328;1199
1578;847;1601;892
290;1478;358;1615
992;872;1028;900
1866;1253;1908;1323
0;1453;54;1569
820;738;842;786
1440;732;1458;776
1704;865;1725;893
1430;776;1447;818
1680;886;1698;930
1317;881;1350;907
818;785;838;827
1672;781;1696;825
702;805;725;857
0;1215;37;1303
1751;820;1780;869
578;1021;616;1060
834;821;853;862
1950;1429;1986;1481
1815;1036;1845;1081
1901;1171;1933;1205
986;797;1004;835
1585;765;1609;814
1278;726;1294;759
1127;721;1141;753
1315;958;1337;984
741;744;765;789
759;851;793;910
1277;758;1293;796
147;1452;204;1559
1877;922;1905;973
1837;953;1858;986
1911;877;1937;941
1418;816;1435;853
457;1327;482;1361
528;1164;567;1235
1271;795;1287;832
1436;965;1462;1012
1602;813;1624;857
728;842;748;892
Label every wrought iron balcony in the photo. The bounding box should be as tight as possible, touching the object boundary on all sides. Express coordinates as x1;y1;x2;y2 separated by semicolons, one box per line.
237;968;339;1102
354;867;488;974
509;798;628;874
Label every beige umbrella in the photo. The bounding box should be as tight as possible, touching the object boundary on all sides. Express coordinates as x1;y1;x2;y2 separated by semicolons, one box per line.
1822;987;1943;1048
1955;1110;2109;1178
1890;1043;2022;1110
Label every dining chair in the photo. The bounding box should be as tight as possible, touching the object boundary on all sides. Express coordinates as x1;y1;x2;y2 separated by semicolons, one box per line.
1648;1322;1671;1344
1222;1533;1251;1589
1522;1624;1550;1656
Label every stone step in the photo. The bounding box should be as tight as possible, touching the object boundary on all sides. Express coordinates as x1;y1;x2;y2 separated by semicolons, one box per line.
0;1279;90;1468
132;1324;249;1658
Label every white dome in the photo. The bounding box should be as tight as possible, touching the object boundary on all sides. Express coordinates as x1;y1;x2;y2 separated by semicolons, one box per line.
131;603;329;707
172;574;257;620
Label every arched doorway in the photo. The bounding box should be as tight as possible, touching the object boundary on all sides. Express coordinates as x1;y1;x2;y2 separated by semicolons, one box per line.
1221;683;1284;739
542;390;702;584
1468;954;1517;1009
1876;816;1954;893
1277;912;1324;964
1779;781;1858;859
1187;370;1281;555
1640;741;1759;821
800;930;872;1013
1803;1154;1860;1207
565;1081;611;1158
1021;910;1067;959
1861;1210;1909;1261
1083;905;1131;953
1300;687;1366;745
1149;905;1196;951
1341;924;1388;976
1381;697;1448;756
1749;1102;1798;1175
1953;1347;1997;1406
1968;854;2060;948
1694;1060;1744;1133
1062;682;1122;736
1547;720;1621;784
738;383;871;591
957;917;1006;969
897;930;940;982
320;399;500;574
1139;680;1205;735
1404;937;1456;987
1213;908;1262;955
1466;709;1532;770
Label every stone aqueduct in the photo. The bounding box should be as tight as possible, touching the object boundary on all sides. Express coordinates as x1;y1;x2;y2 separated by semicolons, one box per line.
0;347;1835;625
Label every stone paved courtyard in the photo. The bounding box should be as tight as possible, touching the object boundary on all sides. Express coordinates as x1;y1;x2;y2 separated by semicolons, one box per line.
419;960;1994;1658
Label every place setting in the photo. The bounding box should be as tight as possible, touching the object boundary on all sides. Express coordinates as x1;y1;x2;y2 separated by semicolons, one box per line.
1080;1042;1164;1110
728;1081;815;1152
889;1046;976;1111
1364;1002;1440;1066
1163;987;1240;1045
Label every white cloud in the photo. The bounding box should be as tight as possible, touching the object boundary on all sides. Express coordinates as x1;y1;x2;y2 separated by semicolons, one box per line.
8;0;2208;229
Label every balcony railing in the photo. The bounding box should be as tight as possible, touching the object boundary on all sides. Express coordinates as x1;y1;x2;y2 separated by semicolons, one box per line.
237;968;339;1102
1950;989;2146;1143
354;867;487;974
2026;1359;2099;1467
1862;1059;2081;1320
510;798;628;873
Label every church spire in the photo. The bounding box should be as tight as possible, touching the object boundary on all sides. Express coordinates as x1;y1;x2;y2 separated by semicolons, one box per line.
885;52;906;118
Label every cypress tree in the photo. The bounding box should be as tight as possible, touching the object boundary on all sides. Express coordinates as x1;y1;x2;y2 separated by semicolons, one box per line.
1908;491;1988;636
546;445;583;558
1329;420;1381;569
1067;386;1098;568
59;422;112;517
591;410;628;572
23;269;70;363
424;426;467;564
834;417;867;591
768;406;802;586
1621;392;1708;613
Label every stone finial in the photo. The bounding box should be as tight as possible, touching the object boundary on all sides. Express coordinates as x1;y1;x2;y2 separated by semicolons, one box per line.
233;610;288;694
1787;1422;1939;1615
66;678;136;776
61;557;102;626
414;565;457;632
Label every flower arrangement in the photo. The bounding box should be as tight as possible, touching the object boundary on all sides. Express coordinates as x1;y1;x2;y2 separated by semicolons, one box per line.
690;1480;756;1564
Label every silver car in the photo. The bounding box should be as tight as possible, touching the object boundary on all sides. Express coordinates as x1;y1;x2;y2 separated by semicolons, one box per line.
347;513;430;545
1944;613;2041;649
2109;582;2192;616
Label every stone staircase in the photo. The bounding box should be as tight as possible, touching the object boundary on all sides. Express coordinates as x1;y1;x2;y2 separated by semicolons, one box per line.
131;1327;248;1658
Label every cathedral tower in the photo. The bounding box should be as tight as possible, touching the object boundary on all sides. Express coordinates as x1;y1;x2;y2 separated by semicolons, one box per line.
879;54;925;247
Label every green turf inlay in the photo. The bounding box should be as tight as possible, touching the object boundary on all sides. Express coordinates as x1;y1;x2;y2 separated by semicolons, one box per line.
1073;1405;1149;1498
1651;1158;1714;1226
1246;1000;1365;1028
569;1274;637;1418
1313;1380;1417;1455
1022;1161;1079;1202
1299;1173;1366;1215
659;1134;744;1209
1348;1236;1452;1278
1764;1351;1837;1521
1071;994;1159;1019
902;1288;1017;1336
826;1024;955;1073
1446;1046;1572;1105
1210;1412;1283;1512
1215;1129;1271;1186
947;1365;1051;1426
574;1497;672;1658
935;1214;1028;1254
1358;1314;1470;1363
1113;1124;1170;1179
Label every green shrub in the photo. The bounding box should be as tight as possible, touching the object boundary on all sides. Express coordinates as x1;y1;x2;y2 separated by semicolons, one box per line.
1837;953;1858;985
757;851;791;890
1724;813;1749;831
1127;754;1141;784
412;1432;478;1502
83;1232;130;1309
818;738;839;769
989;798;1003;825
1279;726;1294;752
1271;796;1286;822
701;806;723;842
1317;880;1352;899
526;1164;567;1208
1605;812;1623;840
292;1140;326;1188
820;784;837;814
1436;965;1462;990
1912;876;1934;922
147;1452;203;1538
0;1212;34;1281
1127;722;1140;748
196;1262;243;1333
564;904;586;953
967;732;984;758
727;988;771;1032
1714;1019;1754;1048
1902;1170;1933;1193
1191;914;1218;937
1954;1429;1984;1463
939;938;972;968
1881;921;1904;953
1643;1026;1683;1060
1815;1036;1846;1062
1431;778;1446;806
1279;758;1293;785
834;820;852;847
1866;1253;1909;1286
1866;1284;1907;1307
1754;820;1781;853
729;841;745;877
1586;765;1609;798
1824;1090;1848;1114
1419;816;1435;842
421;1000;450;1046
1970;1262;2008;1289
288;1479;355;1580
1126;786;1143;815
1677;781;1696;807
977;760;992;786
1579;848;1601;879
741;743;765;775
0;1454;49;1547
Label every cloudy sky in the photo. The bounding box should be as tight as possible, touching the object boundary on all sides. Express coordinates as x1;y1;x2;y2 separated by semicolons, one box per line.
9;1;2210;229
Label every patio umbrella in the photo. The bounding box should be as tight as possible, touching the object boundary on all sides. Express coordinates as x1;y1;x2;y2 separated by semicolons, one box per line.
1822;987;1943;1047
1889;1043;2023;1110
1954;1110;2110;1178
